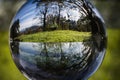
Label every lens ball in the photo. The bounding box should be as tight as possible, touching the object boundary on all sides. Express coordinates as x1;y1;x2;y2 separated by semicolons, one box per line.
10;0;107;80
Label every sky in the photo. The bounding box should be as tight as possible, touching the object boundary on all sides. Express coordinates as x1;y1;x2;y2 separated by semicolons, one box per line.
13;1;85;32
12;1;39;31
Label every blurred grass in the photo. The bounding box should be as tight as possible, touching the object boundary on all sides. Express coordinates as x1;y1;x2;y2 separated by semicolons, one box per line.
90;28;120;80
0;28;120;80
0;32;26;80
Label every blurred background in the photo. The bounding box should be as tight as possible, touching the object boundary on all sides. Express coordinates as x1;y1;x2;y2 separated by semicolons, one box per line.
0;0;120;80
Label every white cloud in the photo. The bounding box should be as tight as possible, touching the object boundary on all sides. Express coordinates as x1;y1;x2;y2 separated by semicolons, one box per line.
20;18;33;31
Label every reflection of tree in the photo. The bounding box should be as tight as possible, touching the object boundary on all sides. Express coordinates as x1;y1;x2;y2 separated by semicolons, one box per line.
28;39;105;80
91;33;106;51
72;0;106;35
10;41;19;55
63;40;92;72
43;43;49;69
77;17;91;32
35;2;48;31
57;2;62;28
82;37;94;64
10;41;24;71
77;35;106;79
33;42;92;71
43;3;48;31
33;0;97;32
82;0;105;35
34;1;60;31
10;19;20;40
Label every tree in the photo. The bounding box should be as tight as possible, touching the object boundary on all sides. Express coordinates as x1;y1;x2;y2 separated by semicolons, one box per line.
10;19;20;40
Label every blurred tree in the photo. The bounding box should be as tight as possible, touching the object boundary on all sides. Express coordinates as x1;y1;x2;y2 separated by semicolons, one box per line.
108;1;120;27
93;0;120;28
0;0;25;31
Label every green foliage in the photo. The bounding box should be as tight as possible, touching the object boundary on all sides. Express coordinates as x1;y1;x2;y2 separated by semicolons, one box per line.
17;30;91;42
0;28;120;80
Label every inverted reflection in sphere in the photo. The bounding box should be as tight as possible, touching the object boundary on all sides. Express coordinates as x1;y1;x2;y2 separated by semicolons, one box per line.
10;0;107;80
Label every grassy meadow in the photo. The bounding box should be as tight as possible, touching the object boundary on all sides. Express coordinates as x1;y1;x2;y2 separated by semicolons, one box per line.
0;28;120;80
17;30;91;42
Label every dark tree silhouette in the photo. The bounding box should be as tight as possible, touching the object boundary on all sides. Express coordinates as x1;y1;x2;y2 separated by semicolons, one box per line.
10;41;25;73
82;0;105;35
34;2;48;31
10;19;20;40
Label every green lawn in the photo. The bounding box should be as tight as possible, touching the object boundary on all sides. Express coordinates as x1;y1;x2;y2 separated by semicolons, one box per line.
17;30;91;42
0;28;120;80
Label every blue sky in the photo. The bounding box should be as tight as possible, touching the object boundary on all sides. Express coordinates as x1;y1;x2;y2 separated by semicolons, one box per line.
13;1;40;31
13;1;85;32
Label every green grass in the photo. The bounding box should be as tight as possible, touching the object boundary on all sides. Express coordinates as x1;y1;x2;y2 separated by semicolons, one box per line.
17;30;91;42
0;28;120;80
89;28;120;80
0;32;26;80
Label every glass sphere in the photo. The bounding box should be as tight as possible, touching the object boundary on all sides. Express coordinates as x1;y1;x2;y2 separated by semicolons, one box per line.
9;0;107;80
